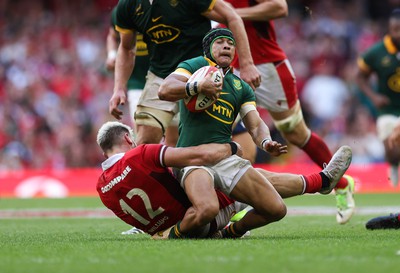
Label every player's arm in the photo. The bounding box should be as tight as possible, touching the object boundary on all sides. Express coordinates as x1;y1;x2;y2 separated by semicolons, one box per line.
356;58;390;108
158;71;222;102
242;108;287;156
105;26;120;71
203;0;260;90
234;0;288;21
109;30;137;120
163;143;242;168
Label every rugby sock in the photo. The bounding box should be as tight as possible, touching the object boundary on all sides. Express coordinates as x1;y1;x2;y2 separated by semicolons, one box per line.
302;132;348;190
168;221;186;239
302;173;324;193
221;223;245;238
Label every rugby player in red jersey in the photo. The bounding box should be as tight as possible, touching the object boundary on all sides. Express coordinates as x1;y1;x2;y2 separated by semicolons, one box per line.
96;121;242;237
225;0;355;224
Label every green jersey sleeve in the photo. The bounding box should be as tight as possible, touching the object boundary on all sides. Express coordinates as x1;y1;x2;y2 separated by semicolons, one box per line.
115;0;137;31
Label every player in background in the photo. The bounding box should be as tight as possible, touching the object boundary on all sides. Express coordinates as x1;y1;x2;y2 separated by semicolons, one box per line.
357;8;400;188
365;121;400;230
223;0;355;225
159;28;353;238
106;7;149;131
106;6;180;148
96;121;353;238
109;0;260;146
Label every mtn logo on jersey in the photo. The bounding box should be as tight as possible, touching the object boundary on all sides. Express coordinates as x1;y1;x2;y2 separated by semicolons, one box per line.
205;101;235;125
147;24;180;44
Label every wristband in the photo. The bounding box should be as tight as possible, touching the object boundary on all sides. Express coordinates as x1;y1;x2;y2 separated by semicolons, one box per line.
185;81;199;97
229;141;238;155
260;138;272;151
107;50;117;60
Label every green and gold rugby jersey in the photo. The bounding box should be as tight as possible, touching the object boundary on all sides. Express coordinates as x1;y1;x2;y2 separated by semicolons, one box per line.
175;56;256;147
115;0;216;79
358;35;400;116
111;6;149;90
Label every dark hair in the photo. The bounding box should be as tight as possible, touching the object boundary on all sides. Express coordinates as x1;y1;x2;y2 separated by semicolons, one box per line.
202;27;235;63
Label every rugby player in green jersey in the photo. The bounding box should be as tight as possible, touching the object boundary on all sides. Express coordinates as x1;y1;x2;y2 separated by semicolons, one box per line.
159;28;353;239
109;0;261;147
357;9;400;187
106;6;149;133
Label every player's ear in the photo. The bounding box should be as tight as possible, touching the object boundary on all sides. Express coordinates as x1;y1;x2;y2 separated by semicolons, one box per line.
124;133;133;145
124;133;137;147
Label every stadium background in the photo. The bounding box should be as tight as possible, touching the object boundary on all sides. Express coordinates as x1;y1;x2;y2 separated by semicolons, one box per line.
0;0;400;197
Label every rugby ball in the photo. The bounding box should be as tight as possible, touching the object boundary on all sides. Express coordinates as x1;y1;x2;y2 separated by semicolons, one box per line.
184;66;223;112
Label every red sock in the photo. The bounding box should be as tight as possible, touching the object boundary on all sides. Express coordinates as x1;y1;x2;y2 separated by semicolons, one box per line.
302;173;322;193
302;132;348;190
302;132;332;167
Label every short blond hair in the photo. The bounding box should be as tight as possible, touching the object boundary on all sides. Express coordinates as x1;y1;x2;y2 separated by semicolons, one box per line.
96;121;134;152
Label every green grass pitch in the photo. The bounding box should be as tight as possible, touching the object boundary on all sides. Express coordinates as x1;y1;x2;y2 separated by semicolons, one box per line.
0;194;399;273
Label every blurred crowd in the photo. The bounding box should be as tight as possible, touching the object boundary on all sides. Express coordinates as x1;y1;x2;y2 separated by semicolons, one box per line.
0;0;398;170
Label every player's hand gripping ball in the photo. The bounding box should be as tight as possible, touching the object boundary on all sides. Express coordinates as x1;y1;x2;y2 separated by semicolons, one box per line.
184;66;223;112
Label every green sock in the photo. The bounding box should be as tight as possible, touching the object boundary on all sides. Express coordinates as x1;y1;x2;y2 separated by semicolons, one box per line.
168;221;185;239
223;223;245;238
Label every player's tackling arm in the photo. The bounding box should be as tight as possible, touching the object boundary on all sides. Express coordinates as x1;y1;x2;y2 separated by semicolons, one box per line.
163;143;242;168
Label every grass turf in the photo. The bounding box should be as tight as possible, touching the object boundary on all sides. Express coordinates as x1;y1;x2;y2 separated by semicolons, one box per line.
1;194;399;273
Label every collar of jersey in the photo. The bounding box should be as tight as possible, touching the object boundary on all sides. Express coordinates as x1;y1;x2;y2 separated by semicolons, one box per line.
384;35;398;54
101;153;125;171
203;57;234;74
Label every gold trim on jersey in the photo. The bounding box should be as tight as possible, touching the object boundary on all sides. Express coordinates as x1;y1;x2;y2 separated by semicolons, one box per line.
174;68;192;78
201;0;217;14
383;35;398;54
115;25;133;34
357;58;371;73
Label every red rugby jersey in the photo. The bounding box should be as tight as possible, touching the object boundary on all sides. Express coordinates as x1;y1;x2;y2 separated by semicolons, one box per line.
97;144;191;235
224;0;286;66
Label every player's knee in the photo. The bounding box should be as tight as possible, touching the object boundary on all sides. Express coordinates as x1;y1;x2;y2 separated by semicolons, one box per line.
196;202;219;225
135;126;163;144
271;201;287;222
259;200;287;223
281;127;309;147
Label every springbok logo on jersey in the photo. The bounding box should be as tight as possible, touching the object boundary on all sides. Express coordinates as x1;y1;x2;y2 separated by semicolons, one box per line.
169;0;179;7
147;25;180;44
387;68;400;92
233;79;242;90
381;56;391;67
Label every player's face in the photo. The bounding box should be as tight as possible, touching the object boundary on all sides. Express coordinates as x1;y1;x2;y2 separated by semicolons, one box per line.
389;18;400;48
211;38;235;67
